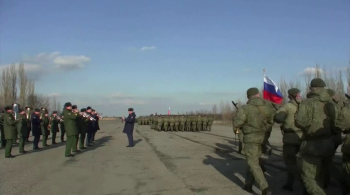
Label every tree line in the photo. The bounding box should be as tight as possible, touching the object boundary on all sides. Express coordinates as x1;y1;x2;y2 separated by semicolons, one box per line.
186;63;350;124
0;63;61;112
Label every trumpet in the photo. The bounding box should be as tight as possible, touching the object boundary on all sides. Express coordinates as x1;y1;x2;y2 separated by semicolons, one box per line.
80;112;96;121
55;115;64;122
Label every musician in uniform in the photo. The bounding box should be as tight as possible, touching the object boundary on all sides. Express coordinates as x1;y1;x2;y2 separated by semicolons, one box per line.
122;108;136;147
86;106;93;146
3;105;19;158
71;105;80;153
41;109;50;146
18;109;29;153
24;106;33;142
50;111;60;144
63;102;78;157
60;109;66;142
0;110;5;148
31;108;42;149
91;109;98;142
79;108;88;149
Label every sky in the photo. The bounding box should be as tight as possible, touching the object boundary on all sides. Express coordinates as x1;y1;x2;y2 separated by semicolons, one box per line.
0;0;349;116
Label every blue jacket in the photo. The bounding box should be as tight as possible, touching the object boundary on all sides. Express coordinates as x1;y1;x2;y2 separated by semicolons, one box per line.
31;113;42;136
123;112;136;134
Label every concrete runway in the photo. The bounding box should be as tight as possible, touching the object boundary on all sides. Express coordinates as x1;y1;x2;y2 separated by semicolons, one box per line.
0;121;341;195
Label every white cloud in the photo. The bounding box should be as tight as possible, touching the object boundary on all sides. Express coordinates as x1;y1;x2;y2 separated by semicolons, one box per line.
0;52;91;79
299;67;323;75
109;99;147;105
140;46;155;51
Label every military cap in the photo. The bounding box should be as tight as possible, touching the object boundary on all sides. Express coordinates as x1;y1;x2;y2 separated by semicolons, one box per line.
5;106;12;111
81;108;86;112
86;106;92;110
92;109;95;112
327;89;335;97
34;108;40;112
53;111;58;114
310;78;326;87
64;102;72;108
128;108;134;111
72;105;77;109
247;88;259;96
288;88;300;95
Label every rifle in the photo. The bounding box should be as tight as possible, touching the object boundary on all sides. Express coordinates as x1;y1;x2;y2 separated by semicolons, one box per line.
231;101;239;148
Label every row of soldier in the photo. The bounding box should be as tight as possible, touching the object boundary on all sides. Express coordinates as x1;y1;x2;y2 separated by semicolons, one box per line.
137;115;214;132
232;78;350;195
0;102;100;158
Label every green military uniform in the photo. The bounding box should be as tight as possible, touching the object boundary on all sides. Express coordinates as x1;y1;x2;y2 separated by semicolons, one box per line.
174;116;179;131
163;116;169;131
17;113;29;153
74;114;82;151
50;114;60;144
274;88;304;191
169;116;175;131
191;116;197;131
0;112;5;147
186;116;191;131
199;116;204;131
41;112;50;146
232;88;274;194
63;103;79;157
207;116;214;131
3;108;19;158
202;115;208;131
179;115;185;131
157;116;163;131
295;79;344;195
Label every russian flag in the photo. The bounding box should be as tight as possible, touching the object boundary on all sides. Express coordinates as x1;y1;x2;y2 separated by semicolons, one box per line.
263;75;283;104
168;106;170;115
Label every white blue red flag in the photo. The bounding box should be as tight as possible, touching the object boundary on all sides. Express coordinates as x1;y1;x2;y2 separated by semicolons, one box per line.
168;106;170;115
263;75;283;104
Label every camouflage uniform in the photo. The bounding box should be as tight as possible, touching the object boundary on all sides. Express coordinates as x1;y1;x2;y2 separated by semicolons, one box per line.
208;116;214;131
157;116;163;131
185;116;191;131
197;116;202;131
232;88;274;193
163;117;169;131
202;115;208;131
274;88;304;191
179;115;185;131
191;116;196;131
295;79;344;195
174;116;179;131
169;116;175;131
341;104;350;193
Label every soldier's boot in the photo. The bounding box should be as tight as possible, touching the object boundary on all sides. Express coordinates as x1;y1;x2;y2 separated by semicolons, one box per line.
243;185;253;193
282;173;294;192
157;126;161;132
203;125;207;131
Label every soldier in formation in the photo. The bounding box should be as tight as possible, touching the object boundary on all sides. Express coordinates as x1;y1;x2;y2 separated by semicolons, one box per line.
137;114;214;132
231;78;350;195
0;103;101;158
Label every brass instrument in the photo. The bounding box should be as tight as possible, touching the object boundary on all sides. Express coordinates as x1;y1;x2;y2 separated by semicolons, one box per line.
25;107;32;120
55;115;64;122
13;103;20;120
77;111;96;121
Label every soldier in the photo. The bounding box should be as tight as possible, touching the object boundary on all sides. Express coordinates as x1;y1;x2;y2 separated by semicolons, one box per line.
25;106;33;142
18;109;29;153
3;106;19;158
191;115;196;132
79;108;88;149
208;115;214;131
60;109;66;142
197;115;202;131
157;116;163;131
202;115;208;131
174;116;179;131
274;88;304;192
0;110;5;148
41;109;50;146
179;115;185;131
72;105;80;152
122;108;136;147
86;106;94;146
186;115;191;131
31;108;42;150
169;116;175;131
63;102;78;157
232;88;274;195
163;116;169;131
295;78;344;195
50;111;60;144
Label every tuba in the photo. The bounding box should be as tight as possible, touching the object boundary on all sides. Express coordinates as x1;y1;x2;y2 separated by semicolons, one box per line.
13;103;20;120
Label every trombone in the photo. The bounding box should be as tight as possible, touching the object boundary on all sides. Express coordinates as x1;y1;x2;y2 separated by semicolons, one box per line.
76;111;96;121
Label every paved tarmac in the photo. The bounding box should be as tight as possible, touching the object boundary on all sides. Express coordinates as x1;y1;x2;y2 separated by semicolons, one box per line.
0;121;342;195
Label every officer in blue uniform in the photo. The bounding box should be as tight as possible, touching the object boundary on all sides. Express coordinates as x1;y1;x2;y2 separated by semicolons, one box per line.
31;108;42;149
122;108;136;147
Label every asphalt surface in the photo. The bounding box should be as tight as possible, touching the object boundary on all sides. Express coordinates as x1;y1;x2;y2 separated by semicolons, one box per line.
0;121;342;195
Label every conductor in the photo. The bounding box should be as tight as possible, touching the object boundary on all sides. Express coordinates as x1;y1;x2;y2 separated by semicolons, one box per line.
122;108;136;147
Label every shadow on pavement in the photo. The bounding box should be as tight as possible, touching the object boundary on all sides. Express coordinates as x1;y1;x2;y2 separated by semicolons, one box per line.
134;139;142;146
76;135;113;155
22;141;66;155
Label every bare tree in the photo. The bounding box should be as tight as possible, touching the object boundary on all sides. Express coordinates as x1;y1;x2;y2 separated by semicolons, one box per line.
9;65;17;103
2;67;11;105
18;63;28;106
26;80;36;107
279;76;288;104
51;96;57;112
56;101;62;113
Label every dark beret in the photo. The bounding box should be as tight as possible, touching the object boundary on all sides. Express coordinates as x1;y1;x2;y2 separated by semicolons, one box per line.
288;88;300;95
34;108;40;112
72;105;77;109
247;88;259;97
310;78;326;87
86;106;92;110
128;108;134;111
81;108;86;112
53;111;58;114
5;106;12;111
64;102;72;108
327;89;335;97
